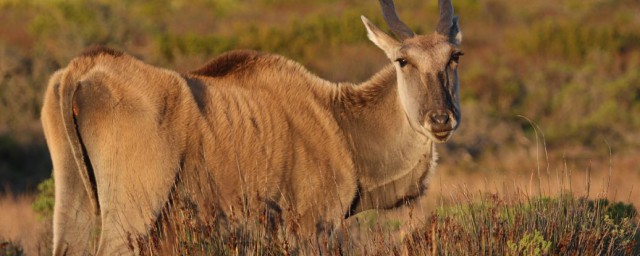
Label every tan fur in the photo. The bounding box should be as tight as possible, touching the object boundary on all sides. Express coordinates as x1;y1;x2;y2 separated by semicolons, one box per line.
41;1;463;254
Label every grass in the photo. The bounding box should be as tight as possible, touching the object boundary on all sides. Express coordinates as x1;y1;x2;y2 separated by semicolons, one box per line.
1;0;640;192
404;193;638;255
14;162;638;255
135;187;638;255
0;194;49;256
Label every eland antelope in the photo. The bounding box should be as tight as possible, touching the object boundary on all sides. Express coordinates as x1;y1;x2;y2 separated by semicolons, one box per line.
41;0;462;254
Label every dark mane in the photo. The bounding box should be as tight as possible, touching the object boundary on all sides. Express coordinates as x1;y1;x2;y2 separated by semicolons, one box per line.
190;50;263;78
79;45;124;58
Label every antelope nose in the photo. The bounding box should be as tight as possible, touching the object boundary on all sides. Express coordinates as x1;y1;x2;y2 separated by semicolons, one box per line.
430;112;450;125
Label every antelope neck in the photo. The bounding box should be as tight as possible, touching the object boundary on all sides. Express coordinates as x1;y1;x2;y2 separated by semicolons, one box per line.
335;64;432;191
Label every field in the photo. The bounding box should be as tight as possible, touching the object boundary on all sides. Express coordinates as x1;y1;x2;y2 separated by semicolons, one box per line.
0;0;639;254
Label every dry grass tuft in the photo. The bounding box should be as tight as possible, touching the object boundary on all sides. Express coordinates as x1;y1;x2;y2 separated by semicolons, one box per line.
0;193;48;256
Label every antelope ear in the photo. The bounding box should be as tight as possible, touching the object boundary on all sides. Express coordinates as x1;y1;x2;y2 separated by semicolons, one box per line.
450;16;462;46
361;16;401;58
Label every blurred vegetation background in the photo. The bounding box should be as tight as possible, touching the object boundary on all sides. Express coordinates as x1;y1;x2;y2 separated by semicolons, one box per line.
0;0;639;195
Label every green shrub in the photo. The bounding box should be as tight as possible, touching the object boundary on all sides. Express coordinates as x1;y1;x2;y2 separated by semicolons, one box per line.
507;230;551;256
32;177;54;221
404;194;639;255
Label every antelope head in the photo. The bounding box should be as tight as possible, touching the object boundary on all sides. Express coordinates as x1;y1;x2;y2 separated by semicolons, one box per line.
363;0;462;143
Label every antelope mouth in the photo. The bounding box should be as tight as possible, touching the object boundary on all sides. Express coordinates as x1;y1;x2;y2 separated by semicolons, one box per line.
419;117;456;142
430;129;452;142
408;111;457;142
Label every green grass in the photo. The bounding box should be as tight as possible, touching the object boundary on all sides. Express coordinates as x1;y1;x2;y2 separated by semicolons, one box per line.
405;194;638;255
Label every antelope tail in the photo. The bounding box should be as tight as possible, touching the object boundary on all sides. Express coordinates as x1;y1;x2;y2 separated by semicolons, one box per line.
60;78;100;216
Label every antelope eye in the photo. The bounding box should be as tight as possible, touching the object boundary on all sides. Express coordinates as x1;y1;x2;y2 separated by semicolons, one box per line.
451;51;464;63
396;58;408;67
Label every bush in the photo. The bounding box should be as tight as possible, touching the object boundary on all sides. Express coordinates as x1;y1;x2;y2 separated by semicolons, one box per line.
404;194;639;255
32;177;54;221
